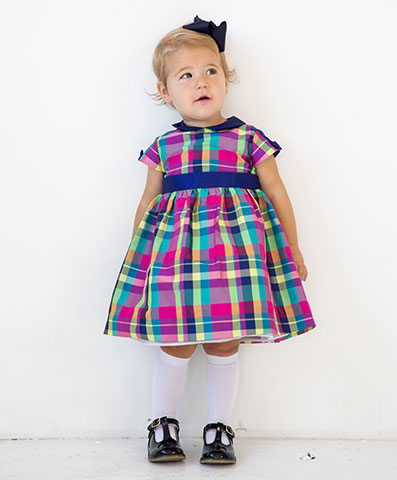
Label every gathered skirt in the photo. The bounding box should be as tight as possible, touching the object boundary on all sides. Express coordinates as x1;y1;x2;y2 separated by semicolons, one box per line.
103;184;316;345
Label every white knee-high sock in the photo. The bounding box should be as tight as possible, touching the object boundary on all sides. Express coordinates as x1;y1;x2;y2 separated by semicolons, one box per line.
151;349;191;441
204;350;240;444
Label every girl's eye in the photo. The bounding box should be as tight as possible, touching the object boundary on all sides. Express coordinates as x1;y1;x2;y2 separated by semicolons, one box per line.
180;68;217;79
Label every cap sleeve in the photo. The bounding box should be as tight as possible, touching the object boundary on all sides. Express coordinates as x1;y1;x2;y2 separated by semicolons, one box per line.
137;137;164;173
251;128;282;167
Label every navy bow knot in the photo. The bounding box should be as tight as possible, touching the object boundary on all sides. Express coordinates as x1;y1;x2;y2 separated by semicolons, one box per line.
182;15;227;53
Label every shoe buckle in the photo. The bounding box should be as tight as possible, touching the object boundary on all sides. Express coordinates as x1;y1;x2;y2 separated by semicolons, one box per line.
226;425;234;437
151;417;161;429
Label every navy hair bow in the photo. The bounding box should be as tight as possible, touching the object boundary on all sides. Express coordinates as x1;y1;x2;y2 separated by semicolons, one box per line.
182;15;227;53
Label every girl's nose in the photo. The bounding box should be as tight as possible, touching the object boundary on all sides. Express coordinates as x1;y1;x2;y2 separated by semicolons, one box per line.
195;73;209;87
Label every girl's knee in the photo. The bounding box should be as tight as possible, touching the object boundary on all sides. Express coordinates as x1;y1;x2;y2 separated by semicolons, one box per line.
202;339;241;356
160;344;198;359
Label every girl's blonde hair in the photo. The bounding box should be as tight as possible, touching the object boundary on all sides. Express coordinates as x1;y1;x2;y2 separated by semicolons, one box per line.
147;24;237;109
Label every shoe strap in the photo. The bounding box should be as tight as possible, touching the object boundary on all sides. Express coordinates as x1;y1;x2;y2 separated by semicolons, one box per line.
147;416;180;439
203;422;235;442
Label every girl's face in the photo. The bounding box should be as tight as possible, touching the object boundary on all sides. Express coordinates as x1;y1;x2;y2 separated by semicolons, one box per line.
157;46;229;128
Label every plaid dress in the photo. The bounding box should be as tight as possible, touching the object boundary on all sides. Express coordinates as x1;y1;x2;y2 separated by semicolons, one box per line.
103;116;316;345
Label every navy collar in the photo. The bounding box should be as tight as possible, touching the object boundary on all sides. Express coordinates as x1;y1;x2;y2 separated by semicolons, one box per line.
172;115;245;131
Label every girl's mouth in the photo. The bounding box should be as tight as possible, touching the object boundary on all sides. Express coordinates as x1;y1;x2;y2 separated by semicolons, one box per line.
195;96;211;103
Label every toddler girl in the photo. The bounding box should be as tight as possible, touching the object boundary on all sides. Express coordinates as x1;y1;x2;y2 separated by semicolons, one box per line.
103;15;316;465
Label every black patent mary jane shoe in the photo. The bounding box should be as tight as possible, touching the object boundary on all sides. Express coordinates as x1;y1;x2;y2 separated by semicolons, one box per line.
200;422;237;465
147;416;186;462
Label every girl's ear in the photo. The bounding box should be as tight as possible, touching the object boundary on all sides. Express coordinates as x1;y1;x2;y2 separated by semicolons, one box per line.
157;81;171;104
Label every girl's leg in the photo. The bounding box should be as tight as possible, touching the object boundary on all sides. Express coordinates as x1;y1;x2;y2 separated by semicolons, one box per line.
151;344;198;441
202;339;241;444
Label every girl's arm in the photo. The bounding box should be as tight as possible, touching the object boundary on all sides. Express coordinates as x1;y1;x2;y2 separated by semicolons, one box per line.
131;167;164;238
256;155;308;281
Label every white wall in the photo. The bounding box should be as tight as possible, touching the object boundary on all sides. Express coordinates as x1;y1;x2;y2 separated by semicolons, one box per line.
1;0;396;440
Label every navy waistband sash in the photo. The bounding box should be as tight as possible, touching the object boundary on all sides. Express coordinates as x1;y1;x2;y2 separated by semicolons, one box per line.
162;172;260;193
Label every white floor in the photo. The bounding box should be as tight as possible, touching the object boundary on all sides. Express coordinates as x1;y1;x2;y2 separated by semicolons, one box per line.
1;436;396;480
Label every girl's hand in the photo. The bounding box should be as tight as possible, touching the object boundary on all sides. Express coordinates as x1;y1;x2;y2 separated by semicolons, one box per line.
289;245;308;281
